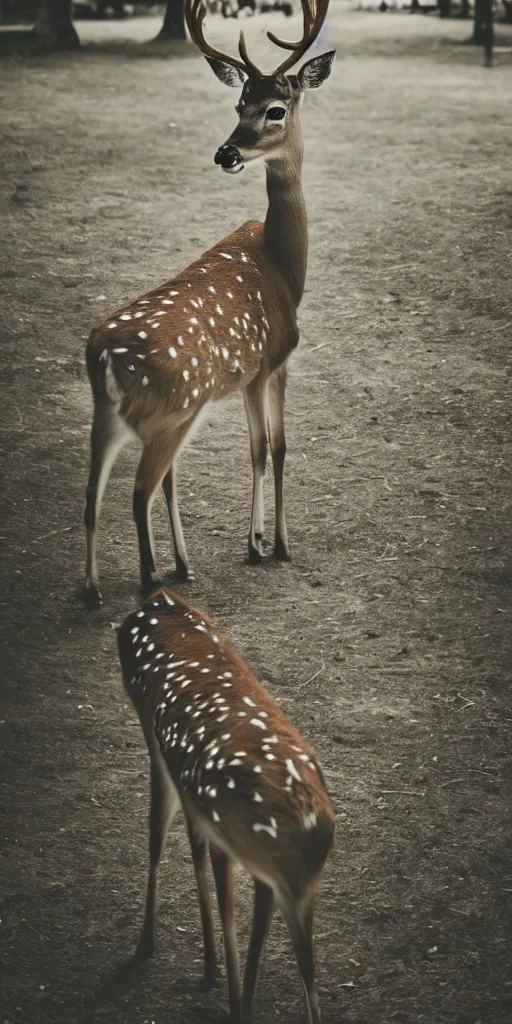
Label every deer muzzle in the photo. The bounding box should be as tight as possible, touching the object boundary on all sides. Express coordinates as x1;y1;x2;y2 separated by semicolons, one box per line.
214;144;244;174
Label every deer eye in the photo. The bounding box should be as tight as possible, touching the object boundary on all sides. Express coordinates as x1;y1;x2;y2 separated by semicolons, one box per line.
266;106;286;121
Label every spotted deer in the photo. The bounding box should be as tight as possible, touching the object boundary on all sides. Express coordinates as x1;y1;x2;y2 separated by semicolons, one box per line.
117;586;334;1024
84;0;335;603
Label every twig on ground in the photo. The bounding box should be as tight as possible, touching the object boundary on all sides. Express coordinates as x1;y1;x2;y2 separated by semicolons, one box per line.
32;525;73;544
379;789;426;797
297;659;326;690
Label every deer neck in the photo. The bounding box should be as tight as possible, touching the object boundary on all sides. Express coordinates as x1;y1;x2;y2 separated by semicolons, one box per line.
264;146;307;308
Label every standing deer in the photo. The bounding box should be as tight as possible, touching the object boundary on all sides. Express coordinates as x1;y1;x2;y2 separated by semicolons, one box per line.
117;586;335;1023
84;0;335;603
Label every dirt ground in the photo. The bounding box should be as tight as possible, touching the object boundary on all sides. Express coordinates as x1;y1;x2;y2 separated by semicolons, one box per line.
1;6;512;1024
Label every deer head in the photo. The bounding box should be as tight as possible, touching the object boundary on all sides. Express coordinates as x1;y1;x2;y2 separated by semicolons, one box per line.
185;0;335;173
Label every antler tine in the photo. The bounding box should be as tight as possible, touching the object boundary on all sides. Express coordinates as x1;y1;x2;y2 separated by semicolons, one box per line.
267;0;315;52
185;0;251;75
268;0;330;76
238;31;262;78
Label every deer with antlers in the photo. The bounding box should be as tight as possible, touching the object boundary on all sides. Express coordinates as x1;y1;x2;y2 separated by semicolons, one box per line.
84;0;335;603
117;586;335;1023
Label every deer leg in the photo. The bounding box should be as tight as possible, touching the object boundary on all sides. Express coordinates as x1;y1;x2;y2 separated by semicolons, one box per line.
133;426;191;592
280;893;321;1024
184;813;218;984
268;363;290;562
84;404;134;604
160;413;200;581
210;846;242;1023
136;749;180;960
243;376;269;564
161;462;189;582
241;880;274;1023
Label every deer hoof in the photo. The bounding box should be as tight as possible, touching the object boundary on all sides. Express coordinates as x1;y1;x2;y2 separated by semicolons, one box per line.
248;539;264;564
141;571;164;594
274;537;291;562
84;580;103;606
174;554;190;581
134;934;154;961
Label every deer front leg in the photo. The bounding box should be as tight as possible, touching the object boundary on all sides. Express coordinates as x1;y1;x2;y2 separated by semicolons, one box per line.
268;363;290;561
210;847;242;1023
281;893;321;1024
241;880;274;1023
243;376;269;564
136;754;180;960
184;813;218;985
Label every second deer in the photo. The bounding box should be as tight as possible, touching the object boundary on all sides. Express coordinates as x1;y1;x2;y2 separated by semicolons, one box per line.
84;0;335;603
118;587;335;1023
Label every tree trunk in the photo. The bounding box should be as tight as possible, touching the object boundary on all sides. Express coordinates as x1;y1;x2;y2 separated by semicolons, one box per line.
34;0;80;48
483;0;494;65
156;0;186;39
472;0;486;42
472;0;494;63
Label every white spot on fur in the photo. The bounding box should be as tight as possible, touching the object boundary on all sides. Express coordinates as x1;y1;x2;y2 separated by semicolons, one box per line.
253;822;277;839
286;759;302;783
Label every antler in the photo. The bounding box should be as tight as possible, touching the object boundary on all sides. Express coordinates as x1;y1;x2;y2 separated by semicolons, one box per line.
267;0;330;76
185;0;329;80
185;0;262;77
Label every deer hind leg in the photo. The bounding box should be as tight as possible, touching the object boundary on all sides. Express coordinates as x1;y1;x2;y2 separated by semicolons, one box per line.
136;743;180;960
160;411;202;581
243;376;269;565
133;421;193;591
84;403;135;604
279;891;321;1024
161;462;189;582
184;813;218;984
241;880;274;1023
268;363;290;562
210;847;242;1023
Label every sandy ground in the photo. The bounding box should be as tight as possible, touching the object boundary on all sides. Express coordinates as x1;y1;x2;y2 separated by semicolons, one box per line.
1;6;512;1024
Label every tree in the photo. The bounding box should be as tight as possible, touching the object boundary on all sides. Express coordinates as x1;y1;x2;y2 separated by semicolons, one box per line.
472;0;494;64
156;0;186;40
34;0;80;49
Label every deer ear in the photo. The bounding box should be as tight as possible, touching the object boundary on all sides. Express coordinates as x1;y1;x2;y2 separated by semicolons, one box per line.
297;50;336;90
205;56;248;88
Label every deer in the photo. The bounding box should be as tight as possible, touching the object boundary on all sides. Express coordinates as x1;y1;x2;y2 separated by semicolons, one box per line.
84;0;335;604
117;586;335;1023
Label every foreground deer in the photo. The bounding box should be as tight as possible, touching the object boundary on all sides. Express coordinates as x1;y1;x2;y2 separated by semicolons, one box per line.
84;0;335;603
117;587;334;1023
118;589;335;1019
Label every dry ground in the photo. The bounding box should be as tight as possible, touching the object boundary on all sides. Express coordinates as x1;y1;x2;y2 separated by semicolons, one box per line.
1;6;512;1024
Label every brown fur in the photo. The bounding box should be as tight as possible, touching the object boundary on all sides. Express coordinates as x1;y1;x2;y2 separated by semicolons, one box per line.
87;223;298;434
117;586;335;1023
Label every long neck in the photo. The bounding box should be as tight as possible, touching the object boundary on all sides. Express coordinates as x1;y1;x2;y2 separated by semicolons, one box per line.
264;145;307;308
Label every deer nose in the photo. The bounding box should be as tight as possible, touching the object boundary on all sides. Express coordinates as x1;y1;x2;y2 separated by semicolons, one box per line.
215;144;243;170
